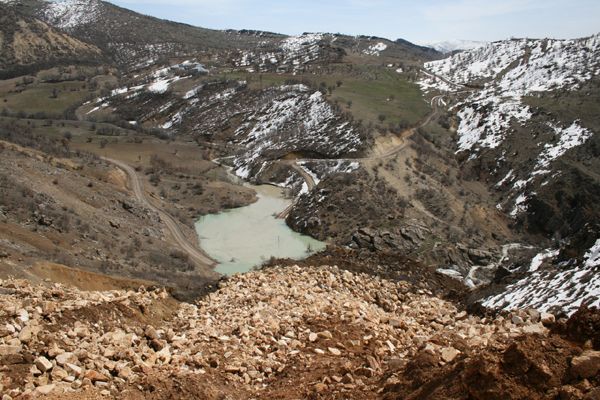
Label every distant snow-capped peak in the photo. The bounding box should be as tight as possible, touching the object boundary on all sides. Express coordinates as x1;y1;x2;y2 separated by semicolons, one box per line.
425;40;487;53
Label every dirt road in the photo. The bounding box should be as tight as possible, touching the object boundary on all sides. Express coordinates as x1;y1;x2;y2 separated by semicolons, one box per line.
102;157;217;269
275;95;445;218
276;162;317;219
283;94;445;178
367;94;445;160
287;162;317;190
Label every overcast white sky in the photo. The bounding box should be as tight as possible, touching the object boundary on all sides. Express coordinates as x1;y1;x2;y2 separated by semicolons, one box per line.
111;0;600;44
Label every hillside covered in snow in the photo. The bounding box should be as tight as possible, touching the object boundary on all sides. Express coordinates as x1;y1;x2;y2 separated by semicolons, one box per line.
421;34;600;219
420;35;600;315
424;40;487;54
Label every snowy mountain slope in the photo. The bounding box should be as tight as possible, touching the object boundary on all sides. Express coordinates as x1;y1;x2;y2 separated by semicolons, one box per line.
233;33;342;74
427;36;600;90
482;239;600;316
233;33;439;74
89;61;366;192
421;35;600;216
9;0;439;70
42;0;101;29
231;84;364;180
420;35;600;315
17;0;269;66
363;42;388;56
425;40;487;54
280;33;324;63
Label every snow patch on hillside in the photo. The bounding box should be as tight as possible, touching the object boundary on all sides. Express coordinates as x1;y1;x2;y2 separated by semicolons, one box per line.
498;36;600;93
235;34;325;73
421;35;600;217
510;193;528;217
535;122;593;170
280;33;323;71
147;78;171;94
232;85;362;182
496;169;514;187
281;33;323;56
427;40;527;83
482;240;600;316
424;35;600;97
455;96;531;152
585;239;600;267
417;74;455;93
87;60;206;120
43;0;101;30
425;40;487;54
363;42;387;56
529;249;560;272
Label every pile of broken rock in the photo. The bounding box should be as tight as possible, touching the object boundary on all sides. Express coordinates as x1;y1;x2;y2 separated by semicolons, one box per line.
0;265;597;399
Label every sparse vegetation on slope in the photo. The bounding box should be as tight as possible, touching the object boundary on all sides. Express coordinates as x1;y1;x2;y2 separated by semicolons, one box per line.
420;35;600;314
0;3;103;78
0;4;599;399
0;128;220;300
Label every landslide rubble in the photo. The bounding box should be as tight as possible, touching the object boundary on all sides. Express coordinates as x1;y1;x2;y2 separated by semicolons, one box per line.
0;266;597;399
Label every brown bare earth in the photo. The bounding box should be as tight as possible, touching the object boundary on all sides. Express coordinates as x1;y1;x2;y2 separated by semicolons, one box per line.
28;262;156;292
101;157;216;268
0;134;220;301
0;268;598;399
0;5;103;73
72;136;257;227
381;333;597;400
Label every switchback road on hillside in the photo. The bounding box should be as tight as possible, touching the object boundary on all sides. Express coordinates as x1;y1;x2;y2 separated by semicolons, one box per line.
102;157;217;269
275;94;446;219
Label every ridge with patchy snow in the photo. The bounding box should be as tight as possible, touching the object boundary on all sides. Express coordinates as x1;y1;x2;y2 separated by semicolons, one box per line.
421;35;600;217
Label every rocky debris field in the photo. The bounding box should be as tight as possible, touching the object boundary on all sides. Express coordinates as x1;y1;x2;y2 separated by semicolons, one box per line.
264;247;467;302
0;265;598;399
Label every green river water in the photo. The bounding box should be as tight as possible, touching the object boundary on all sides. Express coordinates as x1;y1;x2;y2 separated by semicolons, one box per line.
195;184;325;275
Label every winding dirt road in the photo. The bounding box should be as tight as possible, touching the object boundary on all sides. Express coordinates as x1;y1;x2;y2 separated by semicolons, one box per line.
288;162;318;190
276;162;317;219
289;95;445;173
102;157;216;269
367;94;445;160
275;95;445;219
